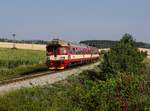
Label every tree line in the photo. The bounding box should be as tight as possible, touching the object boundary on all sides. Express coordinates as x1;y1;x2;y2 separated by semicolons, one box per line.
0;38;48;44
80;40;150;48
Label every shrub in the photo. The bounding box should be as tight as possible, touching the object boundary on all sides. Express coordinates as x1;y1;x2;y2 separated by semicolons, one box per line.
65;73;145;111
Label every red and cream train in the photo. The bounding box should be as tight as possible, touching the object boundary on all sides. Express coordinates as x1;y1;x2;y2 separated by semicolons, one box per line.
46;39;100;69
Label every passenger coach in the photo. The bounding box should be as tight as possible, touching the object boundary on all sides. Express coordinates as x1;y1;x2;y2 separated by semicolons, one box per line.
46;39;99;69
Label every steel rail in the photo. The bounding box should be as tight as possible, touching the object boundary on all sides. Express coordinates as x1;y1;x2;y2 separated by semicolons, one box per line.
0;62;97;87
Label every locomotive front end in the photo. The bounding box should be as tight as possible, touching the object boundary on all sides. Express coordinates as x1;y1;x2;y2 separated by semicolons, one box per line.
46;39;69;70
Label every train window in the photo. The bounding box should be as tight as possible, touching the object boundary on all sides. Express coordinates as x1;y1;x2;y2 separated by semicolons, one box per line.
59;48;67;54
75;48;78;54
47;48;52;52
47;47;59;54
47;47;54;54
76;48;78;54
72;48;76;54
70;48;73;54
79;48;81;54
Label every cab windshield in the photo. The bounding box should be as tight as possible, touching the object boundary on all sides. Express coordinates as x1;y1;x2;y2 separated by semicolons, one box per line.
47;46;67;55
47;46;58;54
59;47;67;54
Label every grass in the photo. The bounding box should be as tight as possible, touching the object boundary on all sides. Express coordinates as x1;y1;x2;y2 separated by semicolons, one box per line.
143;58;150;81
0;71;149;111
0;48;47;81
0;60;149;111
0;75;82;111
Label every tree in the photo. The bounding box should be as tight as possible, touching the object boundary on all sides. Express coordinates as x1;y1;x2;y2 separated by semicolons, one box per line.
100;33;147;78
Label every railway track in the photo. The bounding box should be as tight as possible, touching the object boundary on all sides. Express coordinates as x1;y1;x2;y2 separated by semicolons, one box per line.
0;62;99;94
0;71;55;86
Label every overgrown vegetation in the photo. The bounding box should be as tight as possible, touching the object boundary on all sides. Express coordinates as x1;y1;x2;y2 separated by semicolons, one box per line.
0;48;47;81
0;71;149;111
0;34;149;111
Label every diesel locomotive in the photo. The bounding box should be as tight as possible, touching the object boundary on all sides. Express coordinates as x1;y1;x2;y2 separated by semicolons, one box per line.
46;39;100;69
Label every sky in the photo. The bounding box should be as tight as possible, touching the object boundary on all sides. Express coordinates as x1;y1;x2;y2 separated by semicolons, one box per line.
0;0;150;43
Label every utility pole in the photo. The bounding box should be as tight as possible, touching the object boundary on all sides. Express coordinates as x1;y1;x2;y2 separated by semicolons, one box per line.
12;34;16;48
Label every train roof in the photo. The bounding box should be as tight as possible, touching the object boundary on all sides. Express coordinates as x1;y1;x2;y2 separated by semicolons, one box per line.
47;39;97;49
47;39;68;46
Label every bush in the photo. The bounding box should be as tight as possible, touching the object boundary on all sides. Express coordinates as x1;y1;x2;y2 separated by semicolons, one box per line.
64;73;145;111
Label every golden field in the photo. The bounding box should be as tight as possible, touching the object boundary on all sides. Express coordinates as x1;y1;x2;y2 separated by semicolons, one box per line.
139;48;150;58
0;42;46;51
99;48;150;58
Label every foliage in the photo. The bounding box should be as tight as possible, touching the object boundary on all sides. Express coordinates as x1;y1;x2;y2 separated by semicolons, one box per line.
0;64;48;81
0;62;149;111
100;33;147;78
99;49;107;54
0;72;148;111
141;59;150;88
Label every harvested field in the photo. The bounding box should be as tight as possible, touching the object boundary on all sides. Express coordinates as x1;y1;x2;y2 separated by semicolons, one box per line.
99;48;150;58
139;48;150;56
0;42;46;51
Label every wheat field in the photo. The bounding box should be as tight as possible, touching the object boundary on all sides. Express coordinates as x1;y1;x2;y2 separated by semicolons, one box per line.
99;48;150;58
0;42;46;51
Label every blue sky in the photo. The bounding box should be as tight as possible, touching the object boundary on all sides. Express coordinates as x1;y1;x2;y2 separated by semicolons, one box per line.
0;0;150;42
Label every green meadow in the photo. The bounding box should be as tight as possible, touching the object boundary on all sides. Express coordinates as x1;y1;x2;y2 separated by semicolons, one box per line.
0;48;47;81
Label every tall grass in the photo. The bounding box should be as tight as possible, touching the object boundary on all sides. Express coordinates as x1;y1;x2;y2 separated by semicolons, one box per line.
0;48;47;81
0;48;45;68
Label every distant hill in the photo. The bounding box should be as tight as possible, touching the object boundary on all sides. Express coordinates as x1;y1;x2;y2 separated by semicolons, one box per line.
80;40;150;48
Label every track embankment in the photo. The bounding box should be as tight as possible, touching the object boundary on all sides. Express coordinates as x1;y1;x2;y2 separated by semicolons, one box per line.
0;62;99;94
